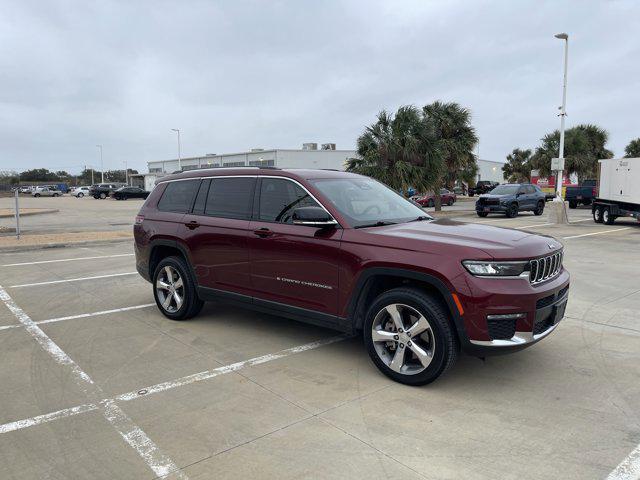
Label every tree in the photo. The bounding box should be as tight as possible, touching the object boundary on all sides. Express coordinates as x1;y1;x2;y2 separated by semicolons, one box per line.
624;138;640;158
422;101;478;210
346;106;444;195
530;124;613;182
502;148;532;183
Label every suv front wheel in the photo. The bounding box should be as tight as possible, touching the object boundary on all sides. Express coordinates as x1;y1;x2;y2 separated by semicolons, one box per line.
153;256;204;320
364;288;458;386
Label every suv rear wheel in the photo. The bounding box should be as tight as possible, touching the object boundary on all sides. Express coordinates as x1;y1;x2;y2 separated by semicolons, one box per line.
153;256;203;320
533;200;544;216
364;288;458;386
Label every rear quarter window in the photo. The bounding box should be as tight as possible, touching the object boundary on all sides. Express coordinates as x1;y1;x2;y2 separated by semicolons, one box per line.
157;180;200;213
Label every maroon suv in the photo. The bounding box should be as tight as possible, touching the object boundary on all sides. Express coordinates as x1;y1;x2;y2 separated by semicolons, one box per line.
134;168;569;385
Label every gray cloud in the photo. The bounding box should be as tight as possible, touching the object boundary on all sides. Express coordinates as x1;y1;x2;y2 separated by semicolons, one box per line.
1;0;639;174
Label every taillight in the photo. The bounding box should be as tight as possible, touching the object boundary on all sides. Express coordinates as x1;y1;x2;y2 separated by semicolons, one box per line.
135;215;144;225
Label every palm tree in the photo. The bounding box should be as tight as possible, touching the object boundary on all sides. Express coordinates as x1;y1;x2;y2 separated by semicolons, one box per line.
530;124;613;182
347;106;443;195
624;138;640;158
422;101;478;210
502;148;532;183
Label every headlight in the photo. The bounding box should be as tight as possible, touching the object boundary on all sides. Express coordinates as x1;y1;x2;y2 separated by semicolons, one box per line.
462;260;528;277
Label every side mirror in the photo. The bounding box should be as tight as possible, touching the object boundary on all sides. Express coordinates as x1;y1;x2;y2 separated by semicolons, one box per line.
516;191;524;197
292;206;337;228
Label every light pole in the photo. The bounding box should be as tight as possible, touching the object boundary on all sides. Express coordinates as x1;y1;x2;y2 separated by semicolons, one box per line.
96;145;104;183
171;129;182;171
554;33;569;201
123;160;128;185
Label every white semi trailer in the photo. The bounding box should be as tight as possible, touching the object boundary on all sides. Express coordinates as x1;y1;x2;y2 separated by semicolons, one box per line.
592;157;640;224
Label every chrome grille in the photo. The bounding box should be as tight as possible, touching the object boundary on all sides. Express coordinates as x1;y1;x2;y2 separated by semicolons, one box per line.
529;251;563;284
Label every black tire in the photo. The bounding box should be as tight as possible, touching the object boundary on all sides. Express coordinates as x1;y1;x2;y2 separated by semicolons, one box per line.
152;256;204;321
593;206;604;223
93;195;99;199
34;193;40;197
583;199;592;206
533;201;544;216
99;192;107;199
568;200;577;209
427;199;435;208
447;198;454;206
477;211;488;217
603;207;616;225
363;287;458;386
469;192;474;197
77;192;84;198
506;203;519;218
122;195;128;200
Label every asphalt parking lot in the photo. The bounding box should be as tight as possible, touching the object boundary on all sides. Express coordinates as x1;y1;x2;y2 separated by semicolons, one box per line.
1;206;639;479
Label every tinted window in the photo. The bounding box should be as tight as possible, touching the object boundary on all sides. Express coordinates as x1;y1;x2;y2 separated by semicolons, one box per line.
205;177;255;220
490;185;519;195
258;178;320;223
157;180;199;213
525;185;536;194
192;179;210;215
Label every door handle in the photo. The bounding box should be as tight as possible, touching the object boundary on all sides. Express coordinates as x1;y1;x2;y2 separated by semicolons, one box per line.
253;228;273;238
185;221;200;230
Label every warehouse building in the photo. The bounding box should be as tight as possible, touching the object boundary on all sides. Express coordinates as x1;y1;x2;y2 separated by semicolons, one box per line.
476;159;505;183
147;143;356;174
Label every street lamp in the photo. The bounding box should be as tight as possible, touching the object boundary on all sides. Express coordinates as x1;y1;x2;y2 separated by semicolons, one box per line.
171;129;182;171
554;32;569;201
96;145;104;183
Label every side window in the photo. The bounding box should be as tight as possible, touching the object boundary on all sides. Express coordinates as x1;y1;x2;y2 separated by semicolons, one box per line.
205;177;255;220
526;185;535;194
157;180;200;213
258;178;321;223
192;179;210;215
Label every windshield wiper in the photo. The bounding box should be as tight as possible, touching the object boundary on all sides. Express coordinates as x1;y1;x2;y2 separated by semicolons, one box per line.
408;215;432;222
354;221;397;229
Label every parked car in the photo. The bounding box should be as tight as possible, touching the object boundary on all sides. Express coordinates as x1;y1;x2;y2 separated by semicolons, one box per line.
565;179;597;209
32;186;62;197
18;186;33;194
134;168;569;386
476;183;546;218
90;183;126;199
468;180;499;197
71;186;91;198
111;186;150;200
411;189;457;207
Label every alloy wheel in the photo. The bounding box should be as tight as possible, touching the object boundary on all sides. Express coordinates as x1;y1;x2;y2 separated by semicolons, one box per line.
156;266;185;313
371;303;435;375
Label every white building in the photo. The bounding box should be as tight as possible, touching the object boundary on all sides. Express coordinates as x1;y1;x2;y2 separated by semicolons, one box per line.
147;144;356;176
476;159;505;183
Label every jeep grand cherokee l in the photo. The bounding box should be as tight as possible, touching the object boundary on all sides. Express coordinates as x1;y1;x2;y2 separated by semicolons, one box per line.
134;168;569;386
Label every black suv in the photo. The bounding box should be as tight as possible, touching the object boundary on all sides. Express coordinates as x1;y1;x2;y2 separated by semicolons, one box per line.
90;183;126;199
476;183;547;218
468;181;498;196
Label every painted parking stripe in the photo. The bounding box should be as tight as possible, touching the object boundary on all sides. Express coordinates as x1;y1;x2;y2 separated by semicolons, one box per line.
9;272;138;288
0;284;188;480
0;304;155;332
607;444;640;480
1;253;134;267
0;335;348;434
563;228;630;240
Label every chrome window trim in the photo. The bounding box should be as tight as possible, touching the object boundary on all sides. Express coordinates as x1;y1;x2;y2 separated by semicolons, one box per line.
158;174;340;227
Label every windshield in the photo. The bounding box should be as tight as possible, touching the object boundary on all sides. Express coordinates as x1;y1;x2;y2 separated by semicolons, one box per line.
489;185;519;195
310;177;431;228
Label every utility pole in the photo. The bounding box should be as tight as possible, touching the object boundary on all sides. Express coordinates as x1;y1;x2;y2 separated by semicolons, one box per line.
124;160;128;185
554;33;569;200
96;145;104;182
171;129;182;171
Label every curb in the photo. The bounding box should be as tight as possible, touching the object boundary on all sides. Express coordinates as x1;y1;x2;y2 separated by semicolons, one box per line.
0;209;59;218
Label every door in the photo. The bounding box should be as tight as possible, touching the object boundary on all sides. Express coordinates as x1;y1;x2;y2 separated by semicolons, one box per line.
248;177;343;316
181;176;256;297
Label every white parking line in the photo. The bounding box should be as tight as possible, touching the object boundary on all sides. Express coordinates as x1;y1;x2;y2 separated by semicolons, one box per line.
9;272;138;288
0;334;347;434
1;253;134;267
563;228;630;240
515;223;553;229
607;444;640;480
0;284;188;480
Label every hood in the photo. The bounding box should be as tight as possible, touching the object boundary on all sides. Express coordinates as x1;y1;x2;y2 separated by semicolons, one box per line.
360;218;561;260
479;193;511;200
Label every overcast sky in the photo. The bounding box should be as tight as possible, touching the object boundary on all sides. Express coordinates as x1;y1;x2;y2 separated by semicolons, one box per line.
1;0;639;174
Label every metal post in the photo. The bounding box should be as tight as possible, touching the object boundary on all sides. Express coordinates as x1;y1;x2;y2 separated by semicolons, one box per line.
96;145;104;182
124;160;128;185
172;129;182;171
554;33;569;200
14;188;20;239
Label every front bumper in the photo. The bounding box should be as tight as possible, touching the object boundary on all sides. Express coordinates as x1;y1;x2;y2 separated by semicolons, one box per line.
476;204;507;213
455;269;570;356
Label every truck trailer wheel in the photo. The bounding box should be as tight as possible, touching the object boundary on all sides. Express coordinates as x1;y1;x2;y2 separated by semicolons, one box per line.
568;200;578;209
593;206;603;223
603;207;616;225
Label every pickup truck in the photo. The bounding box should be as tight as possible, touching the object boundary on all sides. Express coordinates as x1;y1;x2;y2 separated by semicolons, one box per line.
565;179;597;209
468;181;498;197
